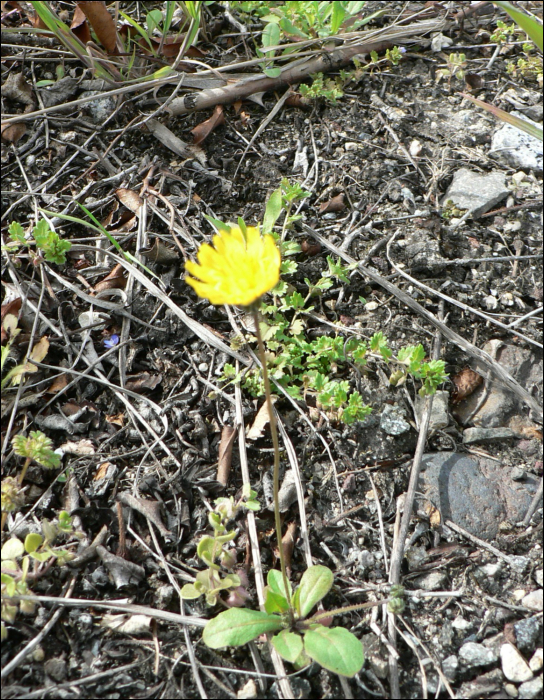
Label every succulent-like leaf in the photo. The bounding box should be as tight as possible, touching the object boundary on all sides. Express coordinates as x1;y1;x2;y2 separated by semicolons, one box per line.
296;565;333;619
303;626;364;677
203;608;283;648
271;629;304;663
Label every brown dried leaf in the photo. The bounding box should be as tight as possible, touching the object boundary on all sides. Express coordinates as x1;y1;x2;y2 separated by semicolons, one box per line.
70;4;90;44
319;193;345;214
246;398;277;441
93;264;126;293
217;425;236;487
46;373;68;394
451;367;483;404
1;121;26;144
77;1;118;54
140;240;179;264
125;372;162;393
106;412;125;426
116;188;143;214
1;297;21;324
191;105;225;145
301;240;321;256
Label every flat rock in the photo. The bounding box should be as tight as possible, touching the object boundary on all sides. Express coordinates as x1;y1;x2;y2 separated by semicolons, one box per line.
463;427;516;443
442;169;509;218
489;111;543;172
519;675;544;700
417;453;538;540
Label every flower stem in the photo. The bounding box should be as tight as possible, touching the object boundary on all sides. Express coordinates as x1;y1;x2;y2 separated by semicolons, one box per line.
252;309;291;609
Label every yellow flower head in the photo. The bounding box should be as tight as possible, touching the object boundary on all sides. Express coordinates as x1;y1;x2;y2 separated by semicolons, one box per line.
185;224;281;306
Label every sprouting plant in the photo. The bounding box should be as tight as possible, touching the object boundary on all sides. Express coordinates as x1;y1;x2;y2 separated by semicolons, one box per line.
181;485;260;606
7;219;71;265
1;511;77;639
490;19;516;45
1;431;60;531
299;72;344;104
435;53;467;86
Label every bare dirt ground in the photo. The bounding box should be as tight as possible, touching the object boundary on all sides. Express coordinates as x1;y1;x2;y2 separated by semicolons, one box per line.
1;2;543;698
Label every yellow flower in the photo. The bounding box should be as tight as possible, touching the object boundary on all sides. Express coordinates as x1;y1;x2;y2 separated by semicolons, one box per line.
185;224;281;306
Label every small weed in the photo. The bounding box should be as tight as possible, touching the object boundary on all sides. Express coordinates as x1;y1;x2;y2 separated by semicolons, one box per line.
1;511;78;639
181;484;260;606
7;218;71;265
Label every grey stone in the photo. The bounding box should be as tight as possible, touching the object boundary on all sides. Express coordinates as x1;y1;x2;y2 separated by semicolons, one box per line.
463;427;516;443
415;390;449;432
412;571;448;591
501;643;533;683
403;229;445;271
459;641;498;667
380;403;411;435
418;452;538;540
442;654;459;681
442;168;510;218
489;112;543;172
453;342;543;429
519;675;544;700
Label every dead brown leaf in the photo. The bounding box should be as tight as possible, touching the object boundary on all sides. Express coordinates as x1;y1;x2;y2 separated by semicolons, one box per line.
140;240;178;264
125;372;162;393
191;105;225;145
93;264;127;293
451;367;483;404
319;193;345;213
78;1;119;54
246;398;277;441
217;425;236;487
116;188;143;214
1;121;26;144
70;4;91;43
46;373;69;394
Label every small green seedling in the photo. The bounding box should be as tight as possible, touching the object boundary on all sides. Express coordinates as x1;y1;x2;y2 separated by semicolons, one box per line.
7;219;71;265
1;511;77;639
181;484;259;606
1;431;60;532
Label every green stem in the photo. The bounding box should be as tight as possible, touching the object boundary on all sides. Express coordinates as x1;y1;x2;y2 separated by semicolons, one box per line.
252;308;292;610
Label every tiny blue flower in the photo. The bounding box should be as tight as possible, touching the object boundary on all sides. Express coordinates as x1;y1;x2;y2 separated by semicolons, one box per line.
104;334;119;349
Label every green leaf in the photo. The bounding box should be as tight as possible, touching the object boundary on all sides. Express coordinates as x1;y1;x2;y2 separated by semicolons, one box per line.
8;222;26;245
24;533;43;554
1;538;24;561
197;536;220;567
493;1;543;51
303;626;364;677
264;588;291;614
271;629;304;663
262;21;280;49
263;187;283;235
180;583;203;600
296;565;333;619
203;608;283;648
268;568;292;599
330;3;346;35
204;215;231;232
263;66;282;78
